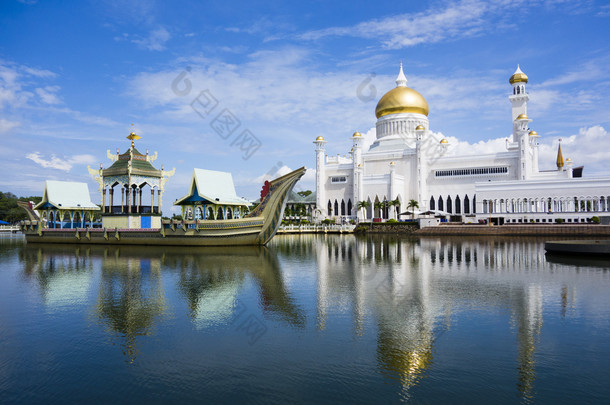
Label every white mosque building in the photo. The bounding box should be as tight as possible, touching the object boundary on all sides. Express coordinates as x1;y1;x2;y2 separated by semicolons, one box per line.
314;64;610;224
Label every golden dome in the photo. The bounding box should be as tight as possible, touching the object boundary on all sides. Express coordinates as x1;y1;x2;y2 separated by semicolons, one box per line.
352;131;362;137
315;136;325;141
440;138;448;144
375;86;429;118
390;161;395;165
516;113;529;121
528;130;538;136
415;125;425;131
509;65;528;85
566;158;572;162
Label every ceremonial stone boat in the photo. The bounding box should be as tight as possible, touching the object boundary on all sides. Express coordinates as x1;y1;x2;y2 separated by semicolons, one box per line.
20;167;305;246
19;131;306;246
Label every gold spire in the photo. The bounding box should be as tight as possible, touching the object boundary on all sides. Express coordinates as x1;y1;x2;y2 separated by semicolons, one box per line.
556;142;564;169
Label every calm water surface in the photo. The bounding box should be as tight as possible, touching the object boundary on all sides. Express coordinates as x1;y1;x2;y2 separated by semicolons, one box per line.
1;233;610;404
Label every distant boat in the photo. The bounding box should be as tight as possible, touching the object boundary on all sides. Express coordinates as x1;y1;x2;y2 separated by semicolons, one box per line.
20;167;306;246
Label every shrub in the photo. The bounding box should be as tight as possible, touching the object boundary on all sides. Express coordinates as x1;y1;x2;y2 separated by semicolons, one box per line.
555;218;564;224
386;219;398;223
591;216;600;224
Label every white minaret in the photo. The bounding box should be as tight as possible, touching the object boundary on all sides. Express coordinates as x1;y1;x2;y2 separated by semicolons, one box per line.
516;114;532;180
509;65;529;122
415;124;426;208
314;136;327;218
352;132;363;218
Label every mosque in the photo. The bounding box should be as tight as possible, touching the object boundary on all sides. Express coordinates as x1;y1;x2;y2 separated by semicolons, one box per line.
314;64;610;224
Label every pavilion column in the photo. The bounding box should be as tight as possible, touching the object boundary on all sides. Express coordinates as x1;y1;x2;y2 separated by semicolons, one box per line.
151;189;154;213
102;188;106;213
138;188;142;213
121;186;125;213
158;189;162;212
109;188;114;213
127;186;131;214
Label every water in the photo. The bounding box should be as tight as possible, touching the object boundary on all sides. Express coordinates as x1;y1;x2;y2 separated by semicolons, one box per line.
1;233;610;404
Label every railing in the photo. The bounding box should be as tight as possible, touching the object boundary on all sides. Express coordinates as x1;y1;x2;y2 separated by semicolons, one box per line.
104;206;159;214
278;224;356;233
0;225;20;233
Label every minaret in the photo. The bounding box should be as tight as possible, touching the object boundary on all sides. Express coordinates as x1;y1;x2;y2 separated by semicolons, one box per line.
528;130;540;174
509;65;529;122
352;132;363;218
515;114;532;180
416;125;426;208
314;136;327;219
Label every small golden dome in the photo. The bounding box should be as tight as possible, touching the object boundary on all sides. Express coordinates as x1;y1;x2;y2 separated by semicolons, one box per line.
566;158;572;162
390;161;395;165
509;65;528;85
440;138;448;144
352;131;362;137
375;86;429;118
315;136;325;141
516;113;529;121
528;130;538;136
415;125;425;131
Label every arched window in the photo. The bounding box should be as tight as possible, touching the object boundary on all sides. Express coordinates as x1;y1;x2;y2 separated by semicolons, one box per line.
217;207;224;220
473;195;476;214
446;196;452;214
227;208;233;219
341;199;346;216
334;200;339;216
430;197;435;210
438;196;444;211
347;199;352;216
455;195;461;214
328;200;332;216
464;195;470;214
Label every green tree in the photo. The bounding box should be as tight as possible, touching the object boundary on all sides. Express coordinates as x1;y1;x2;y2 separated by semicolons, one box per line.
357;200;370;222
374;200;384;221
407;199;419;220
0;192;42;223
389;198;401;220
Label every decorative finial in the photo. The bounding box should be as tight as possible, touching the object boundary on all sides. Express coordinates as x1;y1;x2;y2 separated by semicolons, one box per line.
556;139;565;169
126;123;141;148
396;62;408;87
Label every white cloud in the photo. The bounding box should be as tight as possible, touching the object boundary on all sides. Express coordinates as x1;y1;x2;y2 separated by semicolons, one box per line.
131;27;171;51
0;118;20;133
26;152;96;172
300;0;581;49
35;85;61;104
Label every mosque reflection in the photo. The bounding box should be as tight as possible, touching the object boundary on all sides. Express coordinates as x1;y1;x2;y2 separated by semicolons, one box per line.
19;235;601;399
273;234;564;399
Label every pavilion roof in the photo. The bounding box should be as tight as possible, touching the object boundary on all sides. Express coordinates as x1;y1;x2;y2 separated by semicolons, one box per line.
34;181;100;211
174;168;250;206
102;147;161;177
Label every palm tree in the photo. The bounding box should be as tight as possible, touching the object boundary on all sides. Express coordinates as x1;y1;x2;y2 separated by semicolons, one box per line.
407;199;419;220
389;198;400;220
357;200;370;222
374;200;384;222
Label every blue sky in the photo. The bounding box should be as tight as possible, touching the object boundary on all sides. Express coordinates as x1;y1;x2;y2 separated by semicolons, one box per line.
2;0;610;213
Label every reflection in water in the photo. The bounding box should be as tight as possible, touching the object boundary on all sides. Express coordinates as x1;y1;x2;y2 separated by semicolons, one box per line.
20;245;94;311
14;235;610;402
96;248;166;363
301;235;579;400
19;243;305;362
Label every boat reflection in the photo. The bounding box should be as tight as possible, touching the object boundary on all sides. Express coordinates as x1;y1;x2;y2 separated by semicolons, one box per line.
19;243;304;362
